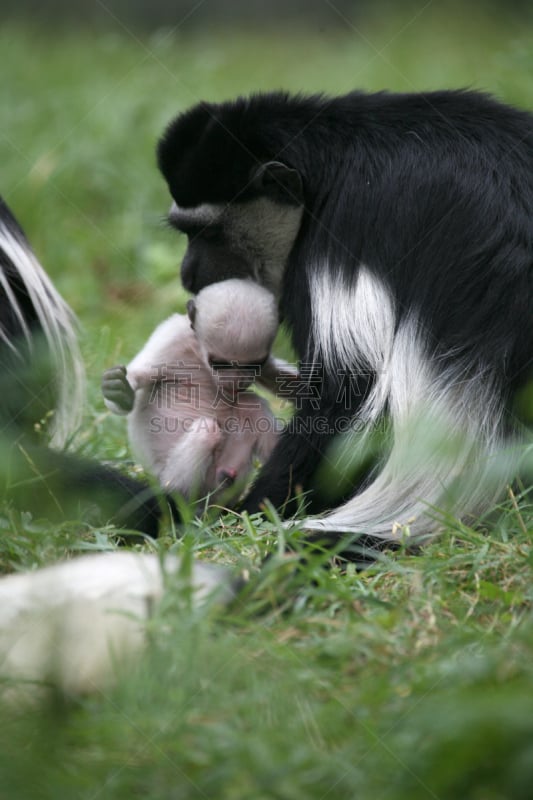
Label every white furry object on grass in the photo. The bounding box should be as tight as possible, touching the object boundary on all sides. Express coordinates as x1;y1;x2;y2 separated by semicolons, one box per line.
0;552;234;697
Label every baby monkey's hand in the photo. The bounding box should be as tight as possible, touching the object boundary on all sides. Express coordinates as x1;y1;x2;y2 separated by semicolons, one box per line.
102;365;135;414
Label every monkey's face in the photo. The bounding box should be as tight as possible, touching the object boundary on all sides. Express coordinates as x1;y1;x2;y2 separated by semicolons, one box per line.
165;163;304;297
201;342;269;393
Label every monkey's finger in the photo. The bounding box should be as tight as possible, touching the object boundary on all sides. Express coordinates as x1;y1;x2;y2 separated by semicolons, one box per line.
101;382;133;400
102;365;127;381
103;382;134;396
102;385;131;400
102;381;135;411
102;378;133;392
103;397;134;413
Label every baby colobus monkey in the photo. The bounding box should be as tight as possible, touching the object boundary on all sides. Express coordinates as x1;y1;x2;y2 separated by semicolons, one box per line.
102;278;297;505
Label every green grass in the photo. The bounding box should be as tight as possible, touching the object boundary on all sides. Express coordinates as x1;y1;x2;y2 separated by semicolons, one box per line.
1;7;533;798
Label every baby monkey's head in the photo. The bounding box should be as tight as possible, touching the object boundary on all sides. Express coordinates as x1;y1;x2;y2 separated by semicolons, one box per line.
187;278;278;389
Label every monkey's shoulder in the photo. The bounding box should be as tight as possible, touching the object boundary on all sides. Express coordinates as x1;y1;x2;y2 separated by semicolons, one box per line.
127;313;202;379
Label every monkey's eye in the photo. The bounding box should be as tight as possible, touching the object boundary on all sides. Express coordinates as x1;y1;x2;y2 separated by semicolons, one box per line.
169;219;223;244
242;356;269;369
195;226;224;246
208;356;234;370
208;356;268;371
202;224;223;240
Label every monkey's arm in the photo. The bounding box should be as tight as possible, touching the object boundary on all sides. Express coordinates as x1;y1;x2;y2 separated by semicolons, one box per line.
127;314;192;382
241;363;375;516
159;417;222;496
240;395;339;516
249;396;279;463
102;314;193;416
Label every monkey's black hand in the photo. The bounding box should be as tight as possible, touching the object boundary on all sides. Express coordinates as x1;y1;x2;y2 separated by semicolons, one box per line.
102;365;135;413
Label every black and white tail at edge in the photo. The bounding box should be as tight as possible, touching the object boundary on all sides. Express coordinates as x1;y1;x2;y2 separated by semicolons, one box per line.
0;197;84;447
0;197;162;537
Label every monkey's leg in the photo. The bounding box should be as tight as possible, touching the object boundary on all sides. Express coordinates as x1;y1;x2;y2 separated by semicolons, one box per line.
159;417;222;496
2;439;162;537
240;397;341;515
241;366;377;516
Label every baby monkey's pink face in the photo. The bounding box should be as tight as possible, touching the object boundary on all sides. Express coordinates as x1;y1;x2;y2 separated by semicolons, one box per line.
203;340;270;393
187;277;278;396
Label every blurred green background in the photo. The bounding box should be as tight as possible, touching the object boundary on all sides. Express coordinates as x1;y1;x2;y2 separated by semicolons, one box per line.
2;3;532;337
2;2;532;428
1;3;533;798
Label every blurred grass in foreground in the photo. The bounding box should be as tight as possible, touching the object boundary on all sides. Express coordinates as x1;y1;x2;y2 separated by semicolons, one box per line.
0;6;533;798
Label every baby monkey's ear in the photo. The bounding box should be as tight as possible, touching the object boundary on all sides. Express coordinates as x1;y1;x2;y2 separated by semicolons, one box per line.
186;299;197;329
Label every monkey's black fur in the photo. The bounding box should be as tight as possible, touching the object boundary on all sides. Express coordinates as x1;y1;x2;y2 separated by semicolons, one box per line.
158;89;533;547
0;197;161;537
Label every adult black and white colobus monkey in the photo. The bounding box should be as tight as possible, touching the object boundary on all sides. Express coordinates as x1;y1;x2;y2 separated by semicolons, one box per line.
0;197;161;535
157;89;533;551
